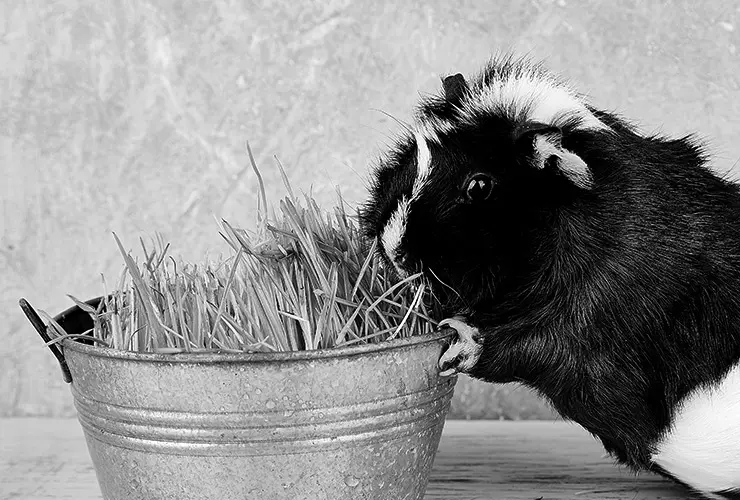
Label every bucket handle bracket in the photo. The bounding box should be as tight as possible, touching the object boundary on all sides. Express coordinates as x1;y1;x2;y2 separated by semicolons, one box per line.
19;298;73;384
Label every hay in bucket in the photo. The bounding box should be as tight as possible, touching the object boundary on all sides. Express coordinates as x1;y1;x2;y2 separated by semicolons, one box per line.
42;148;441;353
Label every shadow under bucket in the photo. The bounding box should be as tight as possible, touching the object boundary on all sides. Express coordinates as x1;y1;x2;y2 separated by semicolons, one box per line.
47;300;457;500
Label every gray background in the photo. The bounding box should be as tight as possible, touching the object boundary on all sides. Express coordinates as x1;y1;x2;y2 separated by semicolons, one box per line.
2;0;739;418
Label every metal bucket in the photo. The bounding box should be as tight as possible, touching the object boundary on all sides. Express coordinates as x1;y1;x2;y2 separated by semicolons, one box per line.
26;298;457;500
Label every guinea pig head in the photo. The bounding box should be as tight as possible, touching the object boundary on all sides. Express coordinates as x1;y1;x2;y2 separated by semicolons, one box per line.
360;58;608;310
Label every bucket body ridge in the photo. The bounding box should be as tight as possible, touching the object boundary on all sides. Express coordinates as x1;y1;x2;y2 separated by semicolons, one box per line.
62;330;456;500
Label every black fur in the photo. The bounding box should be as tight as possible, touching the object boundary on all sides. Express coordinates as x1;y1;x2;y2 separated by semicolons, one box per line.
716;490;740;500
360;56;740;496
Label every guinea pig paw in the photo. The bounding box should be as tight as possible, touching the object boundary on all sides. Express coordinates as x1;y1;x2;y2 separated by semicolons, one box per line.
438;317;482;376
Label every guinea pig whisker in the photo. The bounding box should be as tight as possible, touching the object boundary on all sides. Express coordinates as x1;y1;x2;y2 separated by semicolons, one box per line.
369;108;415;135
427;267;466;304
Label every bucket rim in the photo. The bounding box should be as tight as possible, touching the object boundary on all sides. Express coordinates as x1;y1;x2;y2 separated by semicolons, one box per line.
61;329;453;363
55;298;454;363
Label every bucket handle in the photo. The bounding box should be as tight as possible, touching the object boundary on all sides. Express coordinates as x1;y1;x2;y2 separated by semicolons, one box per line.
18;298;73;384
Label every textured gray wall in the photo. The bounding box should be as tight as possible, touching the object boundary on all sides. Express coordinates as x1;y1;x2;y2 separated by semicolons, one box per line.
2;0;739;418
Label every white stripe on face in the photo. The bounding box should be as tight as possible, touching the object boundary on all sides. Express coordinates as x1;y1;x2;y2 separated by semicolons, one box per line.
380;197;409;275
379;131;433;275
412;130;432;201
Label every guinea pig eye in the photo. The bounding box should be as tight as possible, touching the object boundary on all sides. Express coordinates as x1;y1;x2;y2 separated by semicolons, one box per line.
464;174;494;202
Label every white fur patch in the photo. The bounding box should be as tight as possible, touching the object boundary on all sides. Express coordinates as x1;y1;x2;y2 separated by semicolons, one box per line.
409;60;605;193
380;196;409;275
417;116;456;143
461;69;607;131
380;133;434;273
533;134;593;189
532;134;561;168
411;131;432;201
651;362;740;495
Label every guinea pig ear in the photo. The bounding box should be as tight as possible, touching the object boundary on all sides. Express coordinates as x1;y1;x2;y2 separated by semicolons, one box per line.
515;123;593;190
442;73;468;105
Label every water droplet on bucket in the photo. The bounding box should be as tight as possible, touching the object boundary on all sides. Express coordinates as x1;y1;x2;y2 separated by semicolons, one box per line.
265;400;276;409
344;475;360;488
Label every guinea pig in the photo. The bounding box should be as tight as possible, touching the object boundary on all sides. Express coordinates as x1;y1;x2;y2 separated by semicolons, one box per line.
359;55;740;499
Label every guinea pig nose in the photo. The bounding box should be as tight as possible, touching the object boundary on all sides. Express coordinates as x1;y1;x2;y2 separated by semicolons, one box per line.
394;252;410;268
398;253;422;274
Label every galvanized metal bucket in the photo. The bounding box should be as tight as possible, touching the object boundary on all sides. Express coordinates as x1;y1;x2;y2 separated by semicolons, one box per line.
24;298;457;500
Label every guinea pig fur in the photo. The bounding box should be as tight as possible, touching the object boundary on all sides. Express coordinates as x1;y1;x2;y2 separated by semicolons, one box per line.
359;55;740;499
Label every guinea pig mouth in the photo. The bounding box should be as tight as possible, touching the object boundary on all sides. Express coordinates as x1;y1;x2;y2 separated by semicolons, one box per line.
392;258;418;279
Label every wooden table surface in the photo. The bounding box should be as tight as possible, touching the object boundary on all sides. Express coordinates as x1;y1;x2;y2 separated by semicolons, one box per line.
0;418;689;499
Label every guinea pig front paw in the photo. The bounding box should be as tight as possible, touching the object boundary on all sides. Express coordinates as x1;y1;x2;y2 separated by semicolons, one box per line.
438;317;483;377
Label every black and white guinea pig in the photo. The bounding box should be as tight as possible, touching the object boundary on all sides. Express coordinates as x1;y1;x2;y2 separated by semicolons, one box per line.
359;55;740;499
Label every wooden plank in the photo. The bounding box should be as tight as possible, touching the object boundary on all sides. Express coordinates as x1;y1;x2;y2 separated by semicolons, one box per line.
0;418;688;500
428;421;687;500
